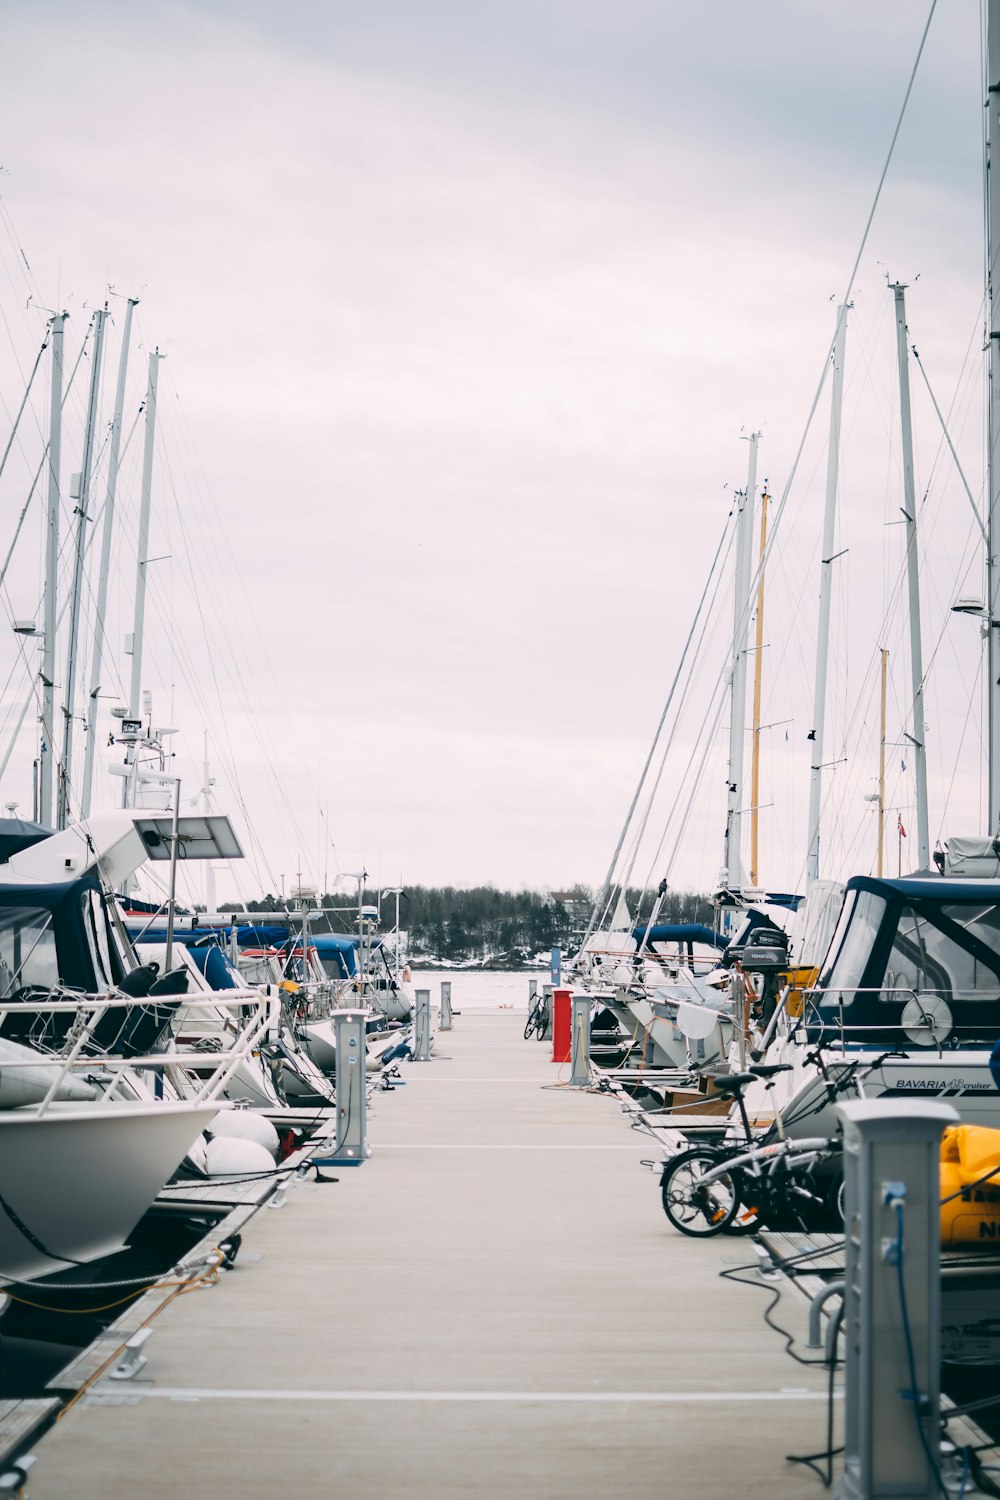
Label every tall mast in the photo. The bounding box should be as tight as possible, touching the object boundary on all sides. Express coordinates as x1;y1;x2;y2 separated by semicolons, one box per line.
81;297;137;819
987;1;1000;830
806;304;849;884
749;487;770;887
891;282;930;870
129;349;161;718
724;433;758;893
39;311;67;829
58;306;107;829
878;647;888;877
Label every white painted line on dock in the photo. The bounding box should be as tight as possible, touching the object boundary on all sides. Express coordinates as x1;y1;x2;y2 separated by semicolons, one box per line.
373;1143;648;1150
96;1387;837;1405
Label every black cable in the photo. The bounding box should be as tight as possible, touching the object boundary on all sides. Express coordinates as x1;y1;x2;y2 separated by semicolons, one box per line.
718;1260;835;1368
786;1302;845;1488
0;1189;89;1268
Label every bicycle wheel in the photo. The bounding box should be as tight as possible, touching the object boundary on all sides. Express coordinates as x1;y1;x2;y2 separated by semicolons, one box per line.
660;1148;741;1237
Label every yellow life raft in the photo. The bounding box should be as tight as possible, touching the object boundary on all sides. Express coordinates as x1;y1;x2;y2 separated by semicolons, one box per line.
940;1125;1000;1247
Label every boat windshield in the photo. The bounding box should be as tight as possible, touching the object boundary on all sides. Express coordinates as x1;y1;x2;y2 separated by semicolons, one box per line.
817;890;886;1007
0;907;59;996
881;902;1000;1002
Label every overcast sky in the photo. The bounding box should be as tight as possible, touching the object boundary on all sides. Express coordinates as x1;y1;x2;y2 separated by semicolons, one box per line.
0;0;990;908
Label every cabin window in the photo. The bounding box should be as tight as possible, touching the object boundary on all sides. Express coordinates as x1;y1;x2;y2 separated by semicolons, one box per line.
819;891;886;1006
0;907;59;996
881;903;1000;1002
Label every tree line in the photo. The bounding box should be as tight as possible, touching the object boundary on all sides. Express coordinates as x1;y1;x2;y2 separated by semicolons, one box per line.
221;885;714;968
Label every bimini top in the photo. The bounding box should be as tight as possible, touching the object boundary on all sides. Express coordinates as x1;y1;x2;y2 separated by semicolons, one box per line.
844;873;1000;903
633;923;727;951
809;870;1000;1048
0;818;54;864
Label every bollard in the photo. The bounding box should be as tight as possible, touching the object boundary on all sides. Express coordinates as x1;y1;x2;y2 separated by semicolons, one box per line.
440;980;453;1031
528;977;538;1011
540;983;553;1042
414;988;432;1061
551;987;572;1063
832;1099;959;1500
569;993;590;1086
310;1009;369;1167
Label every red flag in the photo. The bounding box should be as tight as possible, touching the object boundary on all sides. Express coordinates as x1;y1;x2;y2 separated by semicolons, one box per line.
898;814;907;837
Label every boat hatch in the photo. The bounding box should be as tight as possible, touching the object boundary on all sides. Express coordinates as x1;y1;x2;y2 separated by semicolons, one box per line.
805;875;1000;1047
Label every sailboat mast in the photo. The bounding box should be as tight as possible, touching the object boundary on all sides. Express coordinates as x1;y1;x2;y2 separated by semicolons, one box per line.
129;349;161;718
987;2;1000;830
891;282;930;870
58;306;107;830
39;311;67;829
749;488;769;887
806;304;849;885
724;432;758;893
81;297;137;820
878;647;888;877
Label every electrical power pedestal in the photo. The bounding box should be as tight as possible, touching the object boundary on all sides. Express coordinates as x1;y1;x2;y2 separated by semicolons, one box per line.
413;988;432;1061
439;980;453;1031
312;1008;369;1168
569;993;591;1086
832;1098;959;1500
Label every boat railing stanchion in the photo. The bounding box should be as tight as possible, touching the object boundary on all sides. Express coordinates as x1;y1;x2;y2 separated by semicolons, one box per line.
414;988;432;1060
439;979;453;1031
832;1098;959;1500
569;992;591;1086
310;1009;369;1168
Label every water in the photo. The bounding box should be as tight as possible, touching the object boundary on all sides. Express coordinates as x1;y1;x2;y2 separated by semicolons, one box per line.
409;968;546;1011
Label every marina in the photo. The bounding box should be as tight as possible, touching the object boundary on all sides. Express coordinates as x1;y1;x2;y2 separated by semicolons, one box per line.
6;1;1000;1494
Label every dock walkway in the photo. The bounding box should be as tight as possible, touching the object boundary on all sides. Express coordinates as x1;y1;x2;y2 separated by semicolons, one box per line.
31;1010;832;1498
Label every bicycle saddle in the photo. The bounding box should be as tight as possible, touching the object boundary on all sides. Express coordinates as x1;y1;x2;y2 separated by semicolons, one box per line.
710;1071;758;1094
749;1063;793;1078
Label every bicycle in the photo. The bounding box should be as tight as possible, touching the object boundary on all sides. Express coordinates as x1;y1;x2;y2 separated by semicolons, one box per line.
523;994;549;1041
658;1049;888;1237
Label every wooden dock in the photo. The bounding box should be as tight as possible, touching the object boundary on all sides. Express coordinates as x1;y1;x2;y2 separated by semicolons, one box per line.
28;1009;838;1498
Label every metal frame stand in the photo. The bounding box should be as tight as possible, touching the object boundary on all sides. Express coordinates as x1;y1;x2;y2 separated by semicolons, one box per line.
311;1009;369;1167
414;988;432;1061
569;993;590;1086
833;1099;959;1499
439;980;453;1031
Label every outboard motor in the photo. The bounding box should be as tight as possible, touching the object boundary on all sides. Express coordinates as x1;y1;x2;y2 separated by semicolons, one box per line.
739;928;790;1029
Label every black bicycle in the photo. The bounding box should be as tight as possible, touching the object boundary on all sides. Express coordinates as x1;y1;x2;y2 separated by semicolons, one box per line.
523;994;549;1041
658;1050;881;1237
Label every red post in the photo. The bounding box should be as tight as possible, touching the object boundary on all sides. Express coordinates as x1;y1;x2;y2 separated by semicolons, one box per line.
551;987;572;1063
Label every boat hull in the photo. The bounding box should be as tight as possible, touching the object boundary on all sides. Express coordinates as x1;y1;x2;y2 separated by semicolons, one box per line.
0;1100;218;1283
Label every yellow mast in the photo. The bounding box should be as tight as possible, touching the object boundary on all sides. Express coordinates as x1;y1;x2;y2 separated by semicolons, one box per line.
749;489;770;887
878;647;888;877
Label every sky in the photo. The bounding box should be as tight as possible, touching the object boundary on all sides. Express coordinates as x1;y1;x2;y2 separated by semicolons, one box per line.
0;0;991;909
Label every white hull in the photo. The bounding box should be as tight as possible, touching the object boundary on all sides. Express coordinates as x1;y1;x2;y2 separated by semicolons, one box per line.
0;1100;218;1283
741;1047;1000;1139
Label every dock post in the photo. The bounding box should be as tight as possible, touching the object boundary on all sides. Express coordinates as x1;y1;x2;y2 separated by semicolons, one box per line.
414;988;432;1060
832;1099;959;1500
311;1009;369;1167
528;977;538;1010
569;993;590;1086
439;980;453;1031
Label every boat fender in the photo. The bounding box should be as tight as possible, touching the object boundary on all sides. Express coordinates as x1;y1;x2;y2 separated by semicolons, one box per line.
210;1108;280;1159
204;1136;276;1178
